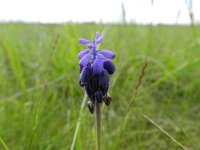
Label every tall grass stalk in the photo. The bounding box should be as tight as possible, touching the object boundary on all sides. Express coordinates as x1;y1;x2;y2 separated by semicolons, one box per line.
29;76;49;150
28;34;59;150
70;93;87;150
121;59;148;131
171;116;200;150
143;114;187;150
115;59;148;149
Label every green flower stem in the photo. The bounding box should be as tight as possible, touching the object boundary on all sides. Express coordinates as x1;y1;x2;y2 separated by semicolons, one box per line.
95;102;102;150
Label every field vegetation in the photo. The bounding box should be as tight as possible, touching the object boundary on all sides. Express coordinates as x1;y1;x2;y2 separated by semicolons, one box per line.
0;23;200;149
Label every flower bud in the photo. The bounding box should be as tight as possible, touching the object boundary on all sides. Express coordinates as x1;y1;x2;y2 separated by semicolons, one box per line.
96;32;101;39
101;50;115;59
103;95;112;106
87;101;94;114
79;38;90;44
96;37;103;44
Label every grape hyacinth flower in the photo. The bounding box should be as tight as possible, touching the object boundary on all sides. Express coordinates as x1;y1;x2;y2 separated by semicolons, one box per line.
78;32;116;114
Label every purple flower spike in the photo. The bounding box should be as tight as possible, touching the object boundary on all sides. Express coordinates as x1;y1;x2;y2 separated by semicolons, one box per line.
101;50;115;59
77;32;116;113
79;54;90;66
79;38;90;44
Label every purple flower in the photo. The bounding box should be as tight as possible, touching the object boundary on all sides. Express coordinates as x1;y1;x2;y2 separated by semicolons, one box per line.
78;32;116;113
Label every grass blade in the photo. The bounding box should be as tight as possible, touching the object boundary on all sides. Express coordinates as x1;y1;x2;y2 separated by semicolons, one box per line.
115;59;148;148
28;34;59;150
70;92;87;150
0;137;9;150
143;114;187;150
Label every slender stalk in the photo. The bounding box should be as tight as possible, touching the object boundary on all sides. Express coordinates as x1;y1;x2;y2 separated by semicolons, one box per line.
70;93;87;150
95;102;102;150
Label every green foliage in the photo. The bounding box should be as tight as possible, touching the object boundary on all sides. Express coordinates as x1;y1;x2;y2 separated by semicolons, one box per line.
0;23;200;150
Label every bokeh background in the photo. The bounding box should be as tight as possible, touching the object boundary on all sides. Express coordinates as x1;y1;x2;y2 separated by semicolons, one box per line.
0;0;200;149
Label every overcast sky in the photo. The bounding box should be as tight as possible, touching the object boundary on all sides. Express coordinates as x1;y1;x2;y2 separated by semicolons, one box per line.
0;0;199;24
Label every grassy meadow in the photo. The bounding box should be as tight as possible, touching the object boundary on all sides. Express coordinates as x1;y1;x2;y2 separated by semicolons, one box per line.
0;23;200;150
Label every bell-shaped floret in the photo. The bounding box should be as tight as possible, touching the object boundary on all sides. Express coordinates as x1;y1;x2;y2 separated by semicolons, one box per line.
103;60;115;75
80;66;93;84
99;69;109;96
96;36;103;44
99;69;109;87
78;49;90;59
93;59;103;75
85;85;93;100
96;32;101;39
101;50;115;59
92;54;105;75
96;32;103;44
79;54;90;67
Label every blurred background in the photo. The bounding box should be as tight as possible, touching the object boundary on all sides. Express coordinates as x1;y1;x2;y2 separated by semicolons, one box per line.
1;0;200;24
0;0;200;150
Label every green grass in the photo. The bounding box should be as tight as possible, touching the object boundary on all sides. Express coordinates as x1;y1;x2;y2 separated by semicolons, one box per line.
0;22;200;150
